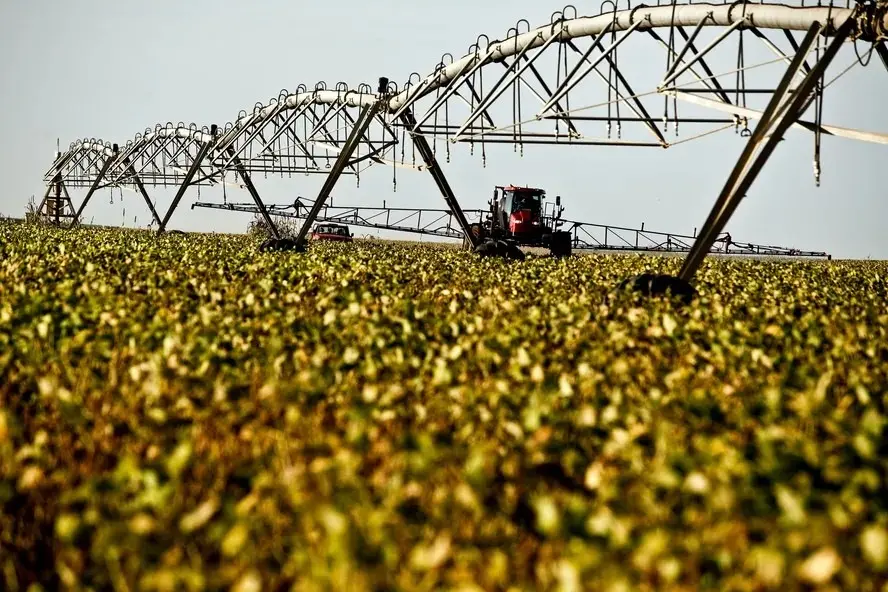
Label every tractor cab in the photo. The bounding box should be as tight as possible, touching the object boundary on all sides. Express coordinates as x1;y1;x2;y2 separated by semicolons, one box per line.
490;185;564;241
490;185;561;238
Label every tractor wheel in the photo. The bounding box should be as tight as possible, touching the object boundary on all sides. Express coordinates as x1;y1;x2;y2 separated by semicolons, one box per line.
474;239;525;261
501;241;526;261
549;231;572;258
474;239;499;257
259;237;305;253
465;224;484;250
277;238;304;252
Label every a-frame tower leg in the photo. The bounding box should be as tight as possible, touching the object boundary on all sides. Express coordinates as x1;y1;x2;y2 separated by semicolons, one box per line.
399;109;480;249
157;125;218;234
620;18;851;303
38;171;75;224
71;144;119;226
291;78;389;246
678;18;851;282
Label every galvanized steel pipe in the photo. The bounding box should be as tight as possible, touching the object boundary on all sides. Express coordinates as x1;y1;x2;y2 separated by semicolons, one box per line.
232;2;880;124
386;3;868;112
68;141;116;158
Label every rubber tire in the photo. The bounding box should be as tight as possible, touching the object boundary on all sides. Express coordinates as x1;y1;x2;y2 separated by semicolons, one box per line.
549;231;572;258
503;242;526;261
259;237;306;253
474;239;499;258
465;224;484;250
617;273;696;305
474;239;525;261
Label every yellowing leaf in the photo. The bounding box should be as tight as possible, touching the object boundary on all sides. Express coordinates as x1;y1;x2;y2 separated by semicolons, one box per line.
221;523;250;557
662;314;677;337
798;548;841;584
860;525;888;569
179;497;219;533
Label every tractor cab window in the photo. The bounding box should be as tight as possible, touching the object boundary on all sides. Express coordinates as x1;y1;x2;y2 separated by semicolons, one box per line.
507;190;543;213
317;224;346;235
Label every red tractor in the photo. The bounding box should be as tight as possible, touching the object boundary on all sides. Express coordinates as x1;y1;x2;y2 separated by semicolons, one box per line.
468;185;572;259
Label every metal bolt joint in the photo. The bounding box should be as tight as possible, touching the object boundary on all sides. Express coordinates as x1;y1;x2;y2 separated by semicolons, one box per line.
853;0;888;41
879;3;888;40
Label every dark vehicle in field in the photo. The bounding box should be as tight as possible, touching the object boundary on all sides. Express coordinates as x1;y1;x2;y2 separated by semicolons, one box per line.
311;223;353;242
468;185;572;258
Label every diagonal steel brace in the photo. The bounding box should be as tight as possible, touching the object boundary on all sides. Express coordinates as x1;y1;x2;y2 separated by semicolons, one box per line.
678;18;853;281
877;41;888;72
401;108;479;248
157;125;218;233
72;144;119;225
293;81;387;244
227;146;282;240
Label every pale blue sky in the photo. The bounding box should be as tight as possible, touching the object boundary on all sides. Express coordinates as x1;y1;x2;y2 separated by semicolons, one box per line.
2;0;886;258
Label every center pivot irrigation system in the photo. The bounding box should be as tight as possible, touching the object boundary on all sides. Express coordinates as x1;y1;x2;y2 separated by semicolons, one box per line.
41;0;888;298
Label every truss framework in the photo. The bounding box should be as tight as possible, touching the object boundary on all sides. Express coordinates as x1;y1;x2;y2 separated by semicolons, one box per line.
193;200;487;241
42;0;888;273
191;199;829;258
